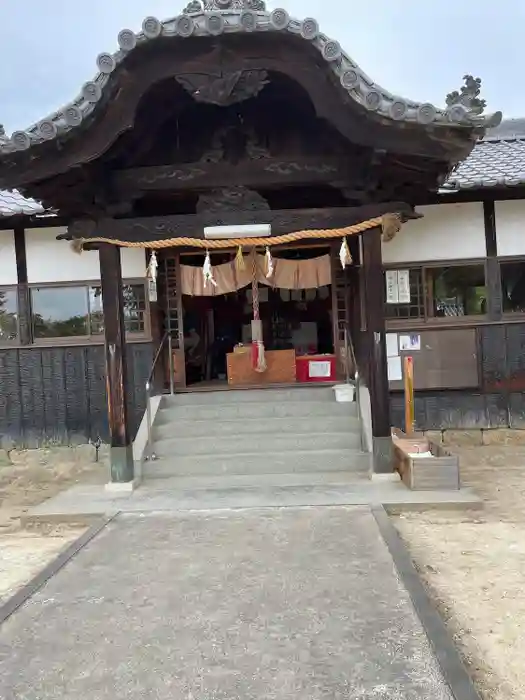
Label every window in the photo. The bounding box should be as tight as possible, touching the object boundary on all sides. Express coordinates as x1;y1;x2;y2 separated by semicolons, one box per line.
384;263;487;323
385;269;425;319
30;283;147;340
500;260;525;313
428;264;486;317
0;288;18;343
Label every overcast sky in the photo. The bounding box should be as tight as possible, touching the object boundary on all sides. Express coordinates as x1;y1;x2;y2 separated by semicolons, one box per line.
0;0;521;131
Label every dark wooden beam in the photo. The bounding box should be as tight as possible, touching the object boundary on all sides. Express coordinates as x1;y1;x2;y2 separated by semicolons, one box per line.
67;202;418;243
13;225;31;345
112;158;356;194
361;227;393;473
99;244;134;483
483;199;503;321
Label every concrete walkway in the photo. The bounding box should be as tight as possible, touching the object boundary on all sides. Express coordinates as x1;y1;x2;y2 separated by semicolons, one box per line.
24;474;480;525
0;507;460;699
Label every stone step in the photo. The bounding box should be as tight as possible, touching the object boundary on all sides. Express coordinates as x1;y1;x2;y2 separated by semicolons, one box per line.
156;399;356;423
142;448;370;478
153;431;361;458
153;414;360;440
141;471;368;489
166;386;337;406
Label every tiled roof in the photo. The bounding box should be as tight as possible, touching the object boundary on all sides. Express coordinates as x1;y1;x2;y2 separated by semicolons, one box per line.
443;118;525;191
0;189;45;217
0;4;501;156
2;120;525;217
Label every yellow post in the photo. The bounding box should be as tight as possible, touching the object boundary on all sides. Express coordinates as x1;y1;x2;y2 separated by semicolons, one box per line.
403;356;415;435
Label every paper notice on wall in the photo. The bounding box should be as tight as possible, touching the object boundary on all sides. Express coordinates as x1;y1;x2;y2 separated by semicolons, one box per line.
148;278;157;302
385;270;399;304
387;355;402;381
397;270;411;303
386;333;398;357
309;361;331;378
399;334;421;351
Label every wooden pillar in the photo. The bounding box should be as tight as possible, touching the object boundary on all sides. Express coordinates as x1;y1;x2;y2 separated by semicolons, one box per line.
361;227;393;473
14;225;31;345
99;243;134;483
483;200;503;321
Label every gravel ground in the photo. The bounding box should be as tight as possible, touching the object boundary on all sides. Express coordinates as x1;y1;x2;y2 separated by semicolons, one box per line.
394;440;525;700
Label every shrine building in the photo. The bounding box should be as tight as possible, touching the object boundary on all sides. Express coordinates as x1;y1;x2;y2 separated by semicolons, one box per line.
3;0;524;483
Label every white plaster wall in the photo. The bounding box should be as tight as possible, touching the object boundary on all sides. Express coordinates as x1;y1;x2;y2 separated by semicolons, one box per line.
494;200;525;257
25;227;147;283
0;229;17;285
382;203;486;264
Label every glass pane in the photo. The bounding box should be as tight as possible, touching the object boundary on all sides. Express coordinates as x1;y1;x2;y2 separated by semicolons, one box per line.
89;286;104;334
123;284;146;333
31;286;89;338
88;284;147;334
430;265;486;317
385;269;425;319
501;261;525;313
0;289;18;342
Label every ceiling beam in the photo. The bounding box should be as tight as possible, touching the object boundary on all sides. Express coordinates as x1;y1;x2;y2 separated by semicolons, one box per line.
111;157;357;194
66;201;418;243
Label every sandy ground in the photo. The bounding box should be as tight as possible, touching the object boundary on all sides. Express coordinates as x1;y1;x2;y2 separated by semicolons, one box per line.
0;446;106;603
394;440;525;700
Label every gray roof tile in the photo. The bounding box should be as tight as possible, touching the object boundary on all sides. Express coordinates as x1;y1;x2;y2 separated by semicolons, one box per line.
444;125;525;191
0;189;45;217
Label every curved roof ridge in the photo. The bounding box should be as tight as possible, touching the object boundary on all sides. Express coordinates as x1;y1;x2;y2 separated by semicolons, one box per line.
0;5;502;154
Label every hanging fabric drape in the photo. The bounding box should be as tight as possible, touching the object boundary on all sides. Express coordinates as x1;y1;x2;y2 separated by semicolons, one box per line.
180;254;332;296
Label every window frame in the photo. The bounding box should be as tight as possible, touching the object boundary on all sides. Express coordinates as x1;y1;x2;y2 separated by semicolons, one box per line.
499;256;525;318
27;278;151;346
0;285;20;347
383;259;489;328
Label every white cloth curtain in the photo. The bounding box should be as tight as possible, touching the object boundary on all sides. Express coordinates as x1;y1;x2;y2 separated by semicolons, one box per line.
180;254;331;297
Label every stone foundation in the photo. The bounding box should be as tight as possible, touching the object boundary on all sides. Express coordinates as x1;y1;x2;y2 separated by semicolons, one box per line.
421;429;525;447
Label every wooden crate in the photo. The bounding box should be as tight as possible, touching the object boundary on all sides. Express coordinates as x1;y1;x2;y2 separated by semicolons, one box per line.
227;349;296;386
392;428;460;491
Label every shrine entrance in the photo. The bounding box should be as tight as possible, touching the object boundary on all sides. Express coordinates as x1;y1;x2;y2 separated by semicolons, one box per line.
156;243;350;390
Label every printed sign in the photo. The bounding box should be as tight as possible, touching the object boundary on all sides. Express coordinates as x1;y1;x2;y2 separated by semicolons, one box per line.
309;361;331;378
385;270;411;304
399;334;421;351
397;270;411;303
148;278;158;302
385;270;399;304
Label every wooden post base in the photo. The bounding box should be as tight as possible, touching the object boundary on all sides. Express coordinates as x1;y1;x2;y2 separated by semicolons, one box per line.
109;445;134;484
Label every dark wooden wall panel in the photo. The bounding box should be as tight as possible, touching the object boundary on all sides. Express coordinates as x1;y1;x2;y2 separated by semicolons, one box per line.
0;350;23;448
509;392;525;428
506;325;525;391
41;349;68;444
86;346;108;442
0;343;152;447
18;348;45;447
387;323;525;430
64;347;89;442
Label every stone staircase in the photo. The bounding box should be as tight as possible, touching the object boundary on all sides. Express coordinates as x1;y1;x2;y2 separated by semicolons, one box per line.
143;386;370;485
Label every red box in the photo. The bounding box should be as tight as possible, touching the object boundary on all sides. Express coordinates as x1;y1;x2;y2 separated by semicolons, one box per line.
296;354;336;383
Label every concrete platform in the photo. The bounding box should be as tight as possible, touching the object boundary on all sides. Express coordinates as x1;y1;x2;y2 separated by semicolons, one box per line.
1;508;458;699
23;473;481;526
